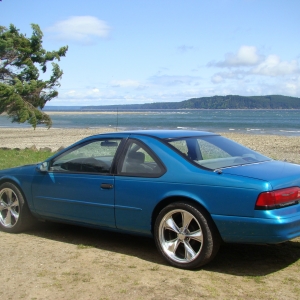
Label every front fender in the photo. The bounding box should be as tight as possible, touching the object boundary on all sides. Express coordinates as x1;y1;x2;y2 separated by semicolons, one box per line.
0;171;36;211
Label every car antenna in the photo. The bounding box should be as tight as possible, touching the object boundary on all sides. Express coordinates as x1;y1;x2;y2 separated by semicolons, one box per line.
115;107;119;132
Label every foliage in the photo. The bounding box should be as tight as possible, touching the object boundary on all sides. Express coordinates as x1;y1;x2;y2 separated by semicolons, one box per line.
0;24;68;128
83;95;300;110
0;148;52;170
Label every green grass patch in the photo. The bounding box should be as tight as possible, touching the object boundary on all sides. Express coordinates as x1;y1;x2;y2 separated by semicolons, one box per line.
77;244;93;249
0;149;52;170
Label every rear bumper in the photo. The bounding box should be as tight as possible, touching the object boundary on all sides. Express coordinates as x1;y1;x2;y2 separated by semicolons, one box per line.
212;212;300;244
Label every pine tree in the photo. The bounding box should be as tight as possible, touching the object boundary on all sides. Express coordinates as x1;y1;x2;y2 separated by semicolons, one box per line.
0;24;68;128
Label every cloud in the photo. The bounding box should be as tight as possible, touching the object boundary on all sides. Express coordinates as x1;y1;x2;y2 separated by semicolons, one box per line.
211;74;224;84
148;75;200;86
209;45;263;67
211;70;247;83
46;16;111;44
209;45;300;84
211;56;300;83
252;55;299;76
110;79;141;88
177;45;195;53
281;75;300;95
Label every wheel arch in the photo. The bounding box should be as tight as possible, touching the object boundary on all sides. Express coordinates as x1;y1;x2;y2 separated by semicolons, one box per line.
151;195;220;237
0;176;23;191
0;176;30;207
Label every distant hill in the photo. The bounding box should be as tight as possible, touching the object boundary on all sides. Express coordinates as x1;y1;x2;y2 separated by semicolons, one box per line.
44;95;300;111
81;95;300;110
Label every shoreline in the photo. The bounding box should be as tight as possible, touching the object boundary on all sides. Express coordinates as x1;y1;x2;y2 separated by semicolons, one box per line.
1;128;299;164
46;111;155;115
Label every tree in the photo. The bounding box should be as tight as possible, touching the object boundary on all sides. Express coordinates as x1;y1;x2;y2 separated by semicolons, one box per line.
0;24;68;128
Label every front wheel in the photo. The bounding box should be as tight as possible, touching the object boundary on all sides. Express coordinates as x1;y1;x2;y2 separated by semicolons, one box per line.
0;182;34;233
154;202;220;269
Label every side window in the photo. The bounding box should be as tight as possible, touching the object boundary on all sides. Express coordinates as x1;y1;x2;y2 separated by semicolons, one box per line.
168;138;202;160
169;140;188;156
197;139;230;160
168;138;230;162
50;139;122;174
118;140;164;177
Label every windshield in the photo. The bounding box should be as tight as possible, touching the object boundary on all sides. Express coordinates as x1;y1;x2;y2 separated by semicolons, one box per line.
166;135;271;170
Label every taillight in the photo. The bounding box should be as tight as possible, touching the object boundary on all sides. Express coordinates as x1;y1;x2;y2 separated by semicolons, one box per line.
255;187;300;210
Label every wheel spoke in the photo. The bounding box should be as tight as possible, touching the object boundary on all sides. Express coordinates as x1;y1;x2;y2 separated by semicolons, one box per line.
165;216;180;234
183;240;197;260
4;210;12;226
0;200;8;211
10;208;19;221
186;229;203;243
6;190;13;203
181;211;194;230
165;238;181;254
11;199;19;209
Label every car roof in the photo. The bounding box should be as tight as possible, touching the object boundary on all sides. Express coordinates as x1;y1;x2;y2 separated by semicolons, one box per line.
107;130;218;139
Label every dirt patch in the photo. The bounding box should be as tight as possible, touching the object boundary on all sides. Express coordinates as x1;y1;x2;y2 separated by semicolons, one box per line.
1;222;299;299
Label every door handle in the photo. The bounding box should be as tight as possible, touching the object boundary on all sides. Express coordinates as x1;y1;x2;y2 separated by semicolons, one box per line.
101;183;114;189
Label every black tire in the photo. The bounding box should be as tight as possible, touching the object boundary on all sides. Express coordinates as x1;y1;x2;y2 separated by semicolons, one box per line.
0;182;35;233
154;202;220;269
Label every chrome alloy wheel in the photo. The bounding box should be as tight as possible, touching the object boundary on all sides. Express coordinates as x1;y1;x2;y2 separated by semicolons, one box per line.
0;188;20;228
158;209;203;263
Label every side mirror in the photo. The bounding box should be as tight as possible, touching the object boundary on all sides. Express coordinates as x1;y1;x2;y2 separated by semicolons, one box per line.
38;161;49;172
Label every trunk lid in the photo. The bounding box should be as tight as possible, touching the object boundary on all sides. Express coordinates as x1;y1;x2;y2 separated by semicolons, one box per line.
221;160;300;190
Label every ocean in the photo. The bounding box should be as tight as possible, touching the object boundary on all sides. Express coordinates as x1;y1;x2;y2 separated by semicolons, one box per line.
1;109;300;136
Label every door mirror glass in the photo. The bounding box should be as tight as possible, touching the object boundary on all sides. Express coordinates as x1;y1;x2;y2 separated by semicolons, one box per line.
39;161;49;172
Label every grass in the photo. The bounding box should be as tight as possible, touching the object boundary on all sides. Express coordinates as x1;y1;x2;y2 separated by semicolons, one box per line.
0;148;53;170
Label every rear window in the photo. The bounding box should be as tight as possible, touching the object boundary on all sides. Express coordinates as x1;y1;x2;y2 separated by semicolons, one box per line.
166;135;271;170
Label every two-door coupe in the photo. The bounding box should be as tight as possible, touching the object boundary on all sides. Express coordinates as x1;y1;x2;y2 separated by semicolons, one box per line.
1;130;300;269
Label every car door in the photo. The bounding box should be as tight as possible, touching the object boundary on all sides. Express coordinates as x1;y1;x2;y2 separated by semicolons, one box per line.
32;138;123;228
114;138;166;234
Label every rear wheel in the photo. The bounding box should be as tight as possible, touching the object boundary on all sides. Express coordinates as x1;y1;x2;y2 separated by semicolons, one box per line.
0;182;34;233
154;202;220;269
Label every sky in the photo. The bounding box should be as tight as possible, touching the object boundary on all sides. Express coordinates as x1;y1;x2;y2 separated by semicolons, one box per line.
0;0;299;106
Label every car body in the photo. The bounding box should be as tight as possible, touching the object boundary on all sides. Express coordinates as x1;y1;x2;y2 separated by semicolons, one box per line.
1;130;300;269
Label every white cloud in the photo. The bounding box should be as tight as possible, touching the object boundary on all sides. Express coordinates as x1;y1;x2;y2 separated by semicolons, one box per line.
148;75;201;86
110;79;141;88
46;16;111;44
211;74;224;84
210;46;300;84
65;90;77;95
282;76;300;95
252;55;299;76
210;70;247;83
209;46;262;67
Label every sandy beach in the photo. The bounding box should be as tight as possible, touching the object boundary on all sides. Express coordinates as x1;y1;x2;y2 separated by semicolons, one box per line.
0;127;300;164
0;127;113;150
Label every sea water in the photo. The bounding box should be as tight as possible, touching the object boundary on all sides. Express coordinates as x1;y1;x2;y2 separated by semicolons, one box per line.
0;109;300;136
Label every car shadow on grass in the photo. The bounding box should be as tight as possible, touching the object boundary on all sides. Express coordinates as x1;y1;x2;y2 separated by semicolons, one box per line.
26;221;166;265
205;241;300;276
25;221;300;276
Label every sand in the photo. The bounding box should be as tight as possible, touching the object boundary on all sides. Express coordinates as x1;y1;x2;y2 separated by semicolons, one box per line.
0;127;299;164
0;127;113;150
